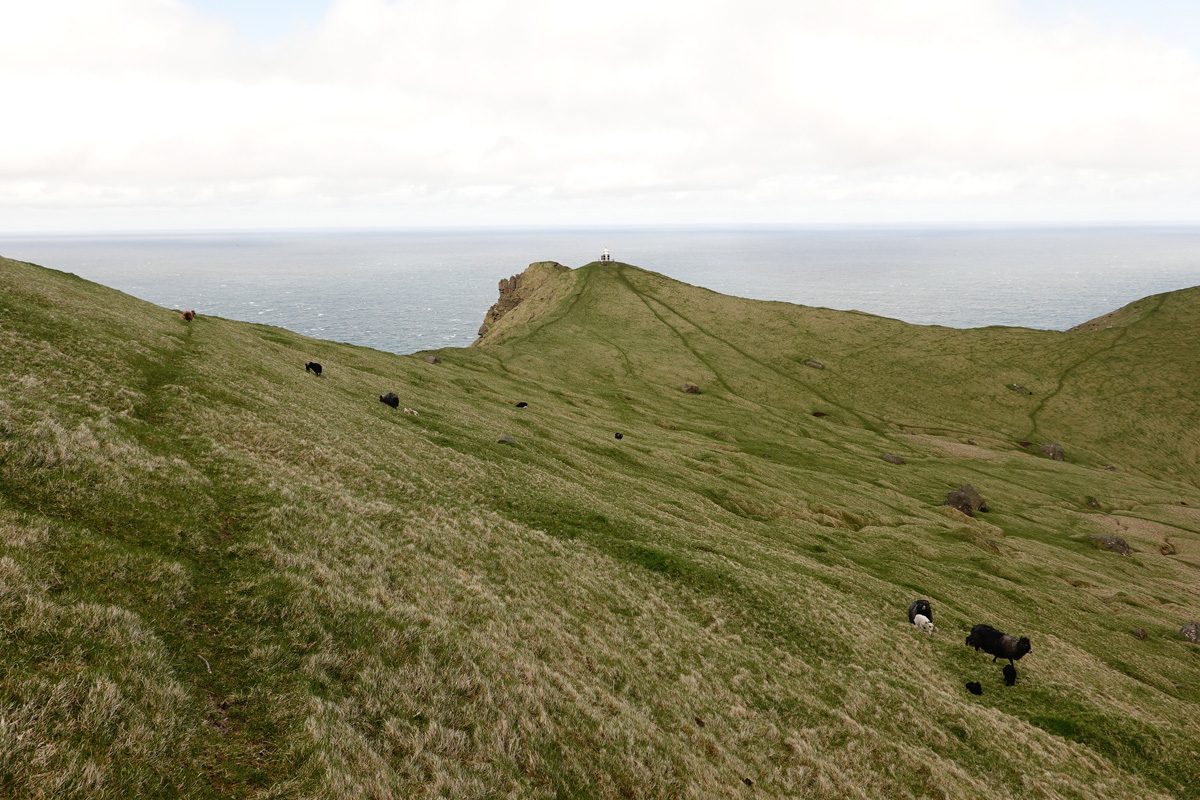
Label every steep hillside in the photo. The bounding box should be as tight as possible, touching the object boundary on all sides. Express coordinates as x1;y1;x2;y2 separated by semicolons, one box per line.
1;255;1198;800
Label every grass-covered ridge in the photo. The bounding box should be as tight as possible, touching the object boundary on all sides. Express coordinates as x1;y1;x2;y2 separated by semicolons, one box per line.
1;254;1198;799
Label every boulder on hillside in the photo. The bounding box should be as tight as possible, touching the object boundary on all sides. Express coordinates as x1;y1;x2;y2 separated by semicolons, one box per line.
1089;534;1130;556
1010;384;1032;395
682;382;700;394
497;435;517;445
944;484;988;516
1041;442;1065;460
805;360;824;370
1181;621;1200;644
423;354;442;364
881;454;906;465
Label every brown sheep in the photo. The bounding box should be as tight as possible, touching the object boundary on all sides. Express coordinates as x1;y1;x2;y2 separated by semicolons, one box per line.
966;624;1031;665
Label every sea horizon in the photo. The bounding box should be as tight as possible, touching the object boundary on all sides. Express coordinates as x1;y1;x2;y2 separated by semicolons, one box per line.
3;224;1199;356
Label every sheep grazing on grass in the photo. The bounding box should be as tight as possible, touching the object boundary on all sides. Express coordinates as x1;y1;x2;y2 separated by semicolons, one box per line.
615;433;624;440
966;624;1031;665
1003;664;1017;686
379;392;400;408
180;310;196;321
515;402;528;408
965;682;982;696
908;599;933;625
305;362;323;376
912;614;935;634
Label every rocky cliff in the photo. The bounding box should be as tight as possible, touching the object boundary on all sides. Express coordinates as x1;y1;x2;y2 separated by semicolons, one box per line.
472;260;573;344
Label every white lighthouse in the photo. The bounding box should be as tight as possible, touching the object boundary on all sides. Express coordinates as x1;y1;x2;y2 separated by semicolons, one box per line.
600;248;612;263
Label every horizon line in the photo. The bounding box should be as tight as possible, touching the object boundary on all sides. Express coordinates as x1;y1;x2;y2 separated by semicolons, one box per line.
7;220;1200;237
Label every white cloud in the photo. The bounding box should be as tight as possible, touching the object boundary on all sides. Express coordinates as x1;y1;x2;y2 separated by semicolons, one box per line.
3;0;1200;230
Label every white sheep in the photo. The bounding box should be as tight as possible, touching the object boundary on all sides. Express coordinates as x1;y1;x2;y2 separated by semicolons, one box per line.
912;614;935;634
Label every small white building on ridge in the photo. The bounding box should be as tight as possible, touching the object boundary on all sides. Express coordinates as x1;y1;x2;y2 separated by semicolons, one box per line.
600;249;612;262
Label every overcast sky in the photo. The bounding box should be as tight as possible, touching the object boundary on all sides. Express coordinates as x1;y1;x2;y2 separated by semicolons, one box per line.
4;0;1200;232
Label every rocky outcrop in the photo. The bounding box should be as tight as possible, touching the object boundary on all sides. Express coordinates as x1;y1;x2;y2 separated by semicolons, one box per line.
881;454;906;464
682;382;700;394
478;274;526;338
1089;534;1130;556
475;262;569;341
1041;443;1065;460
1181;621;1200;644
944;484;988;516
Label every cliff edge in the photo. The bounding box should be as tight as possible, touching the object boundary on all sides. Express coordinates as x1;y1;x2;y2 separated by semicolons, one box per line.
472;260;574;345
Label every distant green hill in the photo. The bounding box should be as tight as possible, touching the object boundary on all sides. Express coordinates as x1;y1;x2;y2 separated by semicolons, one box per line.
1;254;1197;799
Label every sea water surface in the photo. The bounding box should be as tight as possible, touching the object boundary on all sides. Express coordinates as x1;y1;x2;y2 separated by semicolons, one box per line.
3;227;1199;355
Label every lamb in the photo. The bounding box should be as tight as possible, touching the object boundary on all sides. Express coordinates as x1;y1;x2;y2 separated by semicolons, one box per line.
1003;664;1017;686
180;310;196;321
965;624;1031;665
912;614;935;634
379;392;400;408
305;362;323;376
908;599;933;626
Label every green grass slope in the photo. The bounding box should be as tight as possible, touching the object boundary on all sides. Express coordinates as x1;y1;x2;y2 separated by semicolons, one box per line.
1;255;1198;799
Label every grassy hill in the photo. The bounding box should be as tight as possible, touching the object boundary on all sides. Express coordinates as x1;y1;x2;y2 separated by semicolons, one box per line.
1;254;1198;799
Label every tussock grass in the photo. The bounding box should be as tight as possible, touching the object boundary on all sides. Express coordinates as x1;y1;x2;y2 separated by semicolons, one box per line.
1;255;1198;798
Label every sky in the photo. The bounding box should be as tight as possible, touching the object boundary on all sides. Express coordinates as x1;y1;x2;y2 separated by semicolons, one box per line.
3;0;1200;232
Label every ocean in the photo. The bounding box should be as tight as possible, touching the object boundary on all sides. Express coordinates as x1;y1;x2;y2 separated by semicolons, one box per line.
3;226;1199;355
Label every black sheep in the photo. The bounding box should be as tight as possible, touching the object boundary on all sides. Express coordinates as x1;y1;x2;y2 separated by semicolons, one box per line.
965;681;982;696
966;624;1031;665
515;402;528;408
1003;664;1017;686
306;362;323;376
908;599;932;625
615;433;624;440
379;392;400;408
